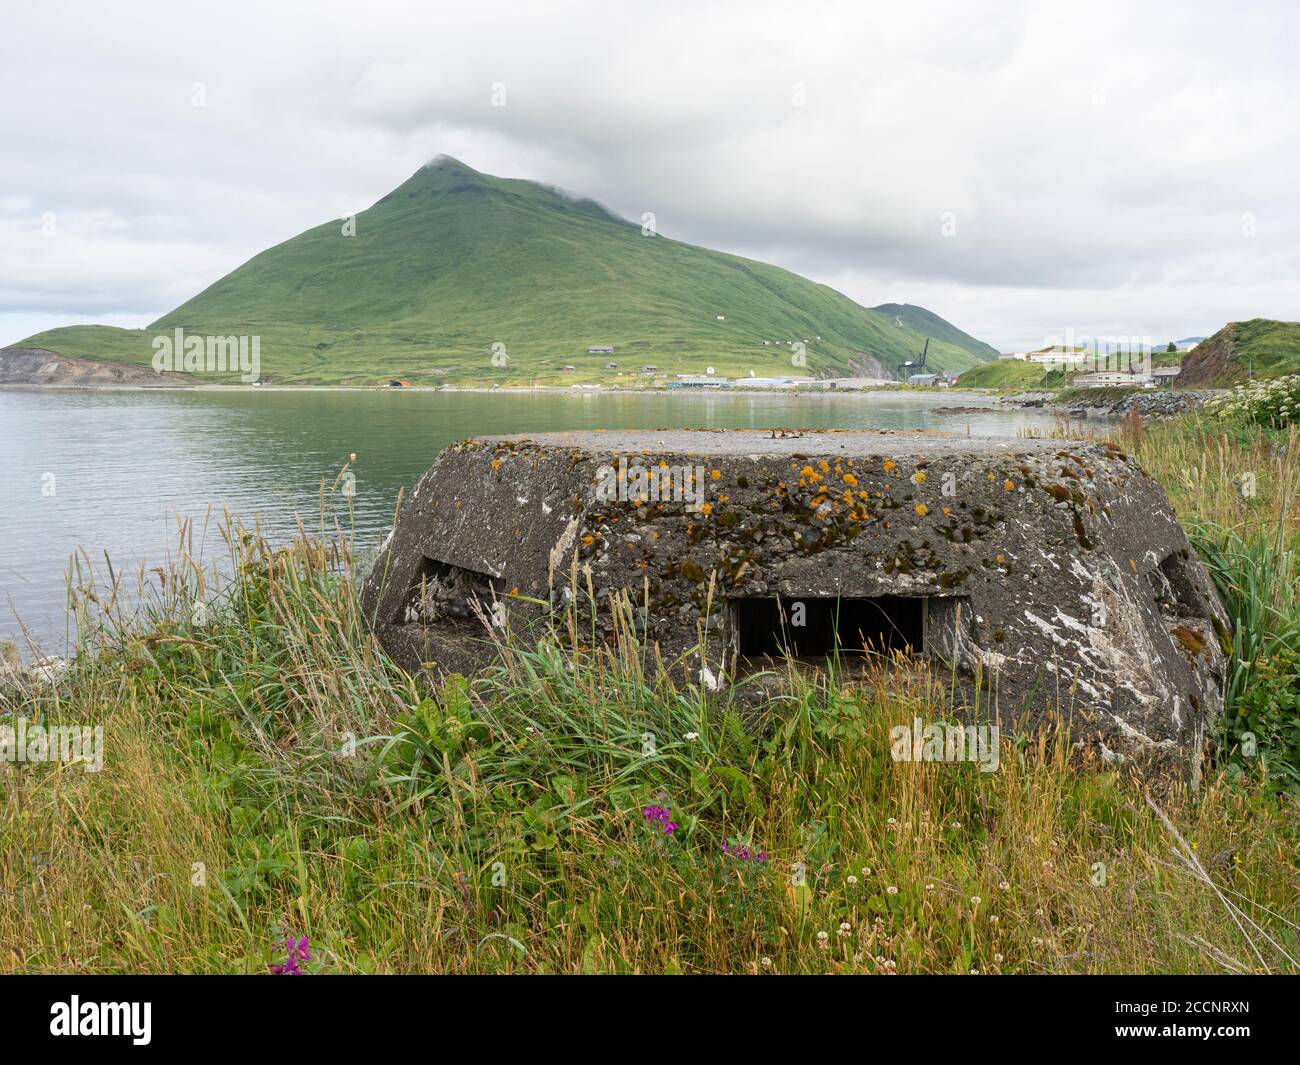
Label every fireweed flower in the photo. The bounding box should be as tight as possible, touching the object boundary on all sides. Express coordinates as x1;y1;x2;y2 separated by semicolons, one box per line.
642;805;677;835
271;936;311;975
722;840;769;863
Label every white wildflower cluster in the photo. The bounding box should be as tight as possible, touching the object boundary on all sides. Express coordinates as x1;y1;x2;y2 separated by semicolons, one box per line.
1205;374;1300;428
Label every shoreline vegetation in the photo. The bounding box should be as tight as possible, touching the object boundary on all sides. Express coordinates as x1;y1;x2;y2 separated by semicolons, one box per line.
1;408;1297;974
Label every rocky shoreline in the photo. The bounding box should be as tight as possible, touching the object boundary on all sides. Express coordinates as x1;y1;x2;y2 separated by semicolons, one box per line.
999;389;1216;418
0;639;67;698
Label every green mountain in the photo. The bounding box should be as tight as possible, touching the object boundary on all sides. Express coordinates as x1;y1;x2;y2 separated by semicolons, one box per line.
18;156;998;385
1175;319;1300;388
871;302;1002;363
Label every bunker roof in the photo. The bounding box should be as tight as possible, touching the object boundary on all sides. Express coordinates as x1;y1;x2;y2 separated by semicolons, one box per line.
477;428;1061;459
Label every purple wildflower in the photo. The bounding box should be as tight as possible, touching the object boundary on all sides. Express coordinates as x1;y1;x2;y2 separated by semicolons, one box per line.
271;936;312;975
643;805;678;836
722;839;769;864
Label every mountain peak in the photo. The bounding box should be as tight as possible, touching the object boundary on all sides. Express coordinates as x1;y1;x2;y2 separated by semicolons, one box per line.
27;158;999;384
377;155;499;206
422;154;481;177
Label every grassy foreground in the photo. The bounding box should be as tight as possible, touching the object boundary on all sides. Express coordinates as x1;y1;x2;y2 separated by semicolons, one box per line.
1;415;1297;975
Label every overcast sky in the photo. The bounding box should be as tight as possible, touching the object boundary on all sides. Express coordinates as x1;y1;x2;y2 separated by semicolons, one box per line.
3;0;1297;351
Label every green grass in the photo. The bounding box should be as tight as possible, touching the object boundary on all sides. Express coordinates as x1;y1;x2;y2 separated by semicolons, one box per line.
955;360;1053;390
15;158;996;387
1217;319;1300;383
2;413;1297;974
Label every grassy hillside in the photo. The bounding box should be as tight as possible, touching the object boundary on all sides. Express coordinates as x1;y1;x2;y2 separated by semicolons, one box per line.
18;158;998;386
872;302;1001;363
955;360;1052;389
1178;319;1300;388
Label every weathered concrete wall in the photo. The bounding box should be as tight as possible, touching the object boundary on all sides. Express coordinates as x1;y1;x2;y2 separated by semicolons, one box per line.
361;429;1229;777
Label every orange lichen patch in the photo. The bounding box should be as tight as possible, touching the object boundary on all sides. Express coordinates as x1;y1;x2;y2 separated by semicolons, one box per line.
819;460;831;473
1171;625;1206;655
1129;559;1138;572
581;534;595;546
915;503;929;516
700;502;714;516
719;495;730;503
942;505;952;516
987;472;997;482
911;470;926;484
842;472;859;487
711;469;722;480
995;554;1005;564
651;531;660;541
1002;480;1016;491
490;458;503;472
882;459;896;473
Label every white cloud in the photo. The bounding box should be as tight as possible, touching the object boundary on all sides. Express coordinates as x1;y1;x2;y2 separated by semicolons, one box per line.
2;0;1297;349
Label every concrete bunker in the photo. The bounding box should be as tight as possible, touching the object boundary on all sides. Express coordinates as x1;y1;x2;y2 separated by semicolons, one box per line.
361;429;1230;778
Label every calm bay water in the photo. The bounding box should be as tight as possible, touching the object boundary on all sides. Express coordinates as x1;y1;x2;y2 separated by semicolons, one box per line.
1;387;1077;652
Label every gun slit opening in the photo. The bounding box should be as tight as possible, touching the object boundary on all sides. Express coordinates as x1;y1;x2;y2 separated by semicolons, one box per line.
729;595;927;658
399;556;500;627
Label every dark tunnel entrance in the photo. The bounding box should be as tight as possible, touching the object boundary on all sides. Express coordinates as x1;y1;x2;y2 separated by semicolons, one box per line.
729;595;927;658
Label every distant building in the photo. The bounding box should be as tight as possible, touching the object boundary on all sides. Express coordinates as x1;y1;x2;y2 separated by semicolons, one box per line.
1074;371;1144;388
908;372;939;386
999;352;1027;360
640;364;660;373
588;346;614;354
669;374;731;389
605;361;618;369
1151;366;1182;387
1028;350;1089;365
734;376;796;388
562;365;577;373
